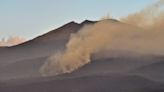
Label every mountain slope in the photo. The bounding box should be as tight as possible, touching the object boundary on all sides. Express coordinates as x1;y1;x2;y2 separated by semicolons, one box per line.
133;60;164;82
1;19;164;92
1;74;164;92
0;20;97;80
0;20;96;67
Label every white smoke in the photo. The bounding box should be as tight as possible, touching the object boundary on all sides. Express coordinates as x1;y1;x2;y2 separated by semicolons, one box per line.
40;18;164;76
0;36;26;47
121;0;164;30
40;0;164;76
40;21;113;76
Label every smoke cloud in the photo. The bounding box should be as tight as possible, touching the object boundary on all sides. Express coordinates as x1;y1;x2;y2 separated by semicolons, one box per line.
0;36;26;46
40;0;164;76
121;0;164;30
40;21;113;76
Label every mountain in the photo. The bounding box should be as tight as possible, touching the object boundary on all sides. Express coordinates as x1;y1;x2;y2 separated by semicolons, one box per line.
0;21;79;66
0;20;97;80
1;19;164;92
0;20;97;67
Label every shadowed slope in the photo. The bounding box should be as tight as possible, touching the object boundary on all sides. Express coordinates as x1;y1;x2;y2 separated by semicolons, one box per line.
0;20;97;80
0;20;97;67
1;74;164;92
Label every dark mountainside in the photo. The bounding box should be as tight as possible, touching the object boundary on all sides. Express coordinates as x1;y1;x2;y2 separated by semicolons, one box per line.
1;19;164;92
0;20;96;66
0;20;97;80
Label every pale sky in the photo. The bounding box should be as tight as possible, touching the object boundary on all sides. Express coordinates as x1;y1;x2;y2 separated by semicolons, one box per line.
0;0;157;40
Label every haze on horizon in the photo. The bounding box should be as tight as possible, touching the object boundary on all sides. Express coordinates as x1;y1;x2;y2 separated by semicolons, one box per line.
0;0;157;42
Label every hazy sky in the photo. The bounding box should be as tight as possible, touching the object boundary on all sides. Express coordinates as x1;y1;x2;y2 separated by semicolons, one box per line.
0;0;157;40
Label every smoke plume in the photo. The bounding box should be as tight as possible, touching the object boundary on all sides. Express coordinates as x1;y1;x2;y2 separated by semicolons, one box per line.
40;21;113;76
121;0;164;30
0;36;26;47
40;0;164;76
40;19;164;76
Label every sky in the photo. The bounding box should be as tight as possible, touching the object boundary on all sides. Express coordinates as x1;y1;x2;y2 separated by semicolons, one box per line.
0;0;157;40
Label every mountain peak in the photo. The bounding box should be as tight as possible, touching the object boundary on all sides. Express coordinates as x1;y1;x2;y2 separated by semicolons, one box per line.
101;19;119;22
65;21;79;25
81;20;97;25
